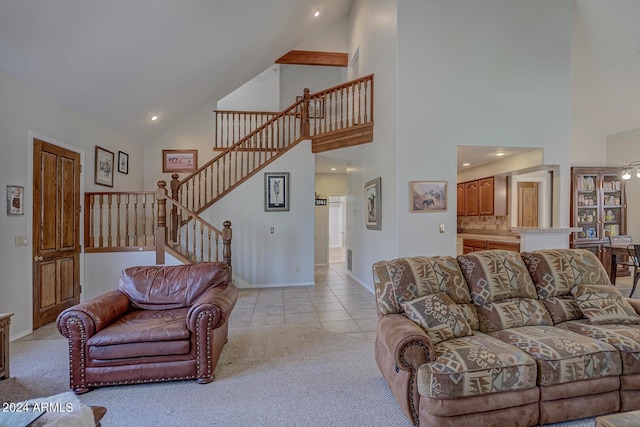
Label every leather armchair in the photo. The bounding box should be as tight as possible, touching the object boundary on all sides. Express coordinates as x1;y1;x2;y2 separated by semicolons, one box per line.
57;262;237;394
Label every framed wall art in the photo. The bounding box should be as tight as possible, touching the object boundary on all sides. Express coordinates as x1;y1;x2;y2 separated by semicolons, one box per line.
6;185;24;216
264;172;289;211
410;181;447;212
365;177;381;230
118;151;129;174
162;149;198;173
95;146;114;187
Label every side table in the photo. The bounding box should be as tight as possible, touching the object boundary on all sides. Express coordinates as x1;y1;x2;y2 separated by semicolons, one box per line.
0;312;14;380
596;410;640;427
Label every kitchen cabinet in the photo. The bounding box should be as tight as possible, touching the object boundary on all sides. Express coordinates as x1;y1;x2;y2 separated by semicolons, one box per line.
457;184;465;216
486;241;520;252
458;176;507;216
570;167;626;264
462;238;520;254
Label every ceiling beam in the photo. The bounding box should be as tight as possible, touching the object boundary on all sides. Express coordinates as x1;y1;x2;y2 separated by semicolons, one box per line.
275;50;348;67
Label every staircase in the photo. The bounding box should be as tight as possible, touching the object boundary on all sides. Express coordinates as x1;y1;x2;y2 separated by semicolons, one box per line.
83;75;374;264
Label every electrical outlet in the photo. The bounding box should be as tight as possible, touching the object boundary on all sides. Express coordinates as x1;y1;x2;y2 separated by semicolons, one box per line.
270;227;275;234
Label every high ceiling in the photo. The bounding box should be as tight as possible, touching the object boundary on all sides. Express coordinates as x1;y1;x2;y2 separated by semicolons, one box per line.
0;0;352;144
0;0;638;158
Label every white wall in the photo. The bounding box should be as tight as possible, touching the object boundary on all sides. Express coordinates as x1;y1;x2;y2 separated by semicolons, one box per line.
0;70;142;339
397;0;572;258
607;128;640;241
279;65;347;110
217;65;281;112
200;141;315;287
346;0;399;291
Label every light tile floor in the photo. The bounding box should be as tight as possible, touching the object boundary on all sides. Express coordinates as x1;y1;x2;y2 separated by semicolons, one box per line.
228;262;378;342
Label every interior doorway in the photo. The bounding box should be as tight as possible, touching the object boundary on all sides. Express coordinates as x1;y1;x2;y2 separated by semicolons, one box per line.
517;182;540;227
328;196;347;263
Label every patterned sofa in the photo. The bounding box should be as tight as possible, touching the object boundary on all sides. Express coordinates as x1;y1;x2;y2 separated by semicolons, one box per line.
373;249;640;426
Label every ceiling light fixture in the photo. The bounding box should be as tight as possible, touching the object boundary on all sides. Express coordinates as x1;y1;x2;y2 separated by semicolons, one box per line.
151;115;158;121
330;168;337;171
621;161;640;180
462;163;470;167
495;152;505;157
314;10;320;17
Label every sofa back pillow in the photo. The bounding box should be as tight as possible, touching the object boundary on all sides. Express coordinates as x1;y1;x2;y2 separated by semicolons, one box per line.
457;250;552;332
119;262;230;310
572;284;640;325
372;256;478;329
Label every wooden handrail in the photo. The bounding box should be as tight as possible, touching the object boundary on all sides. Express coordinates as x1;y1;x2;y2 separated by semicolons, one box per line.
214;110;279;149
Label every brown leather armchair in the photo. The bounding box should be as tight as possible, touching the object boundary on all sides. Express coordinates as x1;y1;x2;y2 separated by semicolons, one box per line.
57;262;237;394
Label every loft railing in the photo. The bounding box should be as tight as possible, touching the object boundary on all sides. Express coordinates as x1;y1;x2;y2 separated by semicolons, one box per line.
176;74;374;214
84;182;231;266
214;110;279;150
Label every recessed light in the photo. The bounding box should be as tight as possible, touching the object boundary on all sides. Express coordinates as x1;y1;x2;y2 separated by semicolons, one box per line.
151;115;158;121
331;168;337;171
462;163;470;167
495;152;505;157
314;10;320;17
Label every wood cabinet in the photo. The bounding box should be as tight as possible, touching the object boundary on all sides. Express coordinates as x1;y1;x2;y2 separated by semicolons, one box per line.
458;176;507;216
0;313;13;380
571;167;626;263
462;238;520;254
486;241;520;252
457;184;465;216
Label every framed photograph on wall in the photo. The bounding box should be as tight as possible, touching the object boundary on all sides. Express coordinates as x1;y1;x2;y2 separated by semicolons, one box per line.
6;185;24;216
264;172;289;211
162;149;198;173
95;146;114;187
365;177;381;230
118;151;129;174
410;180;447;212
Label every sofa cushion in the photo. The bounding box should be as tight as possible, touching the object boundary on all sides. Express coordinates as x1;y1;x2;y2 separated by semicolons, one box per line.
372;256;478;328
119;262;230;309
540;296;583;325
490;326;621;386
401;293;473;344
571;285;640;325
475;298;553;333
417;332;537;399
558;320;640;375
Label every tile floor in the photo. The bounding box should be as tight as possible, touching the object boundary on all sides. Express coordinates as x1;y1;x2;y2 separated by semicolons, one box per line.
228;262;378;342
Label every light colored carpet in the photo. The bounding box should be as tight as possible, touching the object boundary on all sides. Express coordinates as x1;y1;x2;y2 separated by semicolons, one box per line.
5;324;601;427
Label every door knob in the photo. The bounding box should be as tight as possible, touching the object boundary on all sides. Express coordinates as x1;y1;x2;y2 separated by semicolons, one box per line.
33;256;43;261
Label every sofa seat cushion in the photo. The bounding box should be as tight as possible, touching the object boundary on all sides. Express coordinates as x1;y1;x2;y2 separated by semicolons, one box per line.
417;332;537;399
571;285;640;325
88;308;190;346
401;293;473;344
558;320;640;375
490;326;621;386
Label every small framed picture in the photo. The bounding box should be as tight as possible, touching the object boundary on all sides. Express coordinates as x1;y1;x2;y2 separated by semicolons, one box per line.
162;149;198;173
365;177;381;230
264;172;289;211
410;181;447;212
95;146;114;187
118;151;129;174
7;185;24;216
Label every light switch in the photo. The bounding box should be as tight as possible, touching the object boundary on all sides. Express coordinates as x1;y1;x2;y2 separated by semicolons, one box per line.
270;227;275;234
15;235;28;246
439;224;445;234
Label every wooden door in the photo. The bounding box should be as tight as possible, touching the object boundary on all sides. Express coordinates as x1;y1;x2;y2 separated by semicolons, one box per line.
518;182;539;227
32;139;81;329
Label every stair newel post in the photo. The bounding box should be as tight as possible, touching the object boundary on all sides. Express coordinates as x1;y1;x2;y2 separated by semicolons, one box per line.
170;173;180;243
155;180;167;265
302;88;310;137
222;220;232;274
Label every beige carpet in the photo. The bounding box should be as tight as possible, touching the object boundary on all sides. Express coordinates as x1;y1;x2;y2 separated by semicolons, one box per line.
4;323;602;427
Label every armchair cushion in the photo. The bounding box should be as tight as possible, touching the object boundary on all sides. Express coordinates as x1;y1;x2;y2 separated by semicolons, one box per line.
571;285;640;325
401;292;473;344
119;262;230;310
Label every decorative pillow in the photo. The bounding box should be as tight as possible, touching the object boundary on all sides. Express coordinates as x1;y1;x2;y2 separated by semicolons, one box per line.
476;298;553;333
571;285;640;325
541;296;583;325
401;292;473;344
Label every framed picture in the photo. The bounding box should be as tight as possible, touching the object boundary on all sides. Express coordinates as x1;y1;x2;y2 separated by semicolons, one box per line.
162;149;198;173
94;146;114;187
264;172;289;211
296;95;325;119
410;181;447;212
365;177;381;230
6;185;24;216
118;151;129;174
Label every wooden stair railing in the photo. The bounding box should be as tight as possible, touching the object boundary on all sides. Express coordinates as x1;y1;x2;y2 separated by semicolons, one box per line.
176;74;374;214
84;181;231;267
214;110;279;150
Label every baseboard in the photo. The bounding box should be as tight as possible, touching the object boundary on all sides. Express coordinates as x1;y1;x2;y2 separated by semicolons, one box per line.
347;271;374;294
232;274;314;289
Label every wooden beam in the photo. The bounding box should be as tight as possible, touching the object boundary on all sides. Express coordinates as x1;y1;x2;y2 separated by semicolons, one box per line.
275;50;348;67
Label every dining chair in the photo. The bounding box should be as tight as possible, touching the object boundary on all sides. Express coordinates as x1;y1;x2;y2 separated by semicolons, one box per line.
626;244;640;298
608;235;636;284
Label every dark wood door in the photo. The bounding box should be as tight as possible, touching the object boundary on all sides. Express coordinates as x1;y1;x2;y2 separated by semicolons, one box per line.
32;138;81;329
518;182;539;227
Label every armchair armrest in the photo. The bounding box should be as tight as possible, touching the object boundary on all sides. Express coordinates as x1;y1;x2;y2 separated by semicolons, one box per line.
377;313;435;372
57;290;131;338
187;283;238;332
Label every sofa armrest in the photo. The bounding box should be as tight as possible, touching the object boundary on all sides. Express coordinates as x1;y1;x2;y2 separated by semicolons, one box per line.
626;298;640;315
57;290;131;338
187;283;238;332
377;313;435;372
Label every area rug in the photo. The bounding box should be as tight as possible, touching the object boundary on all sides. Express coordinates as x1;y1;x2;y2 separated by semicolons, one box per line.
4;325;599;427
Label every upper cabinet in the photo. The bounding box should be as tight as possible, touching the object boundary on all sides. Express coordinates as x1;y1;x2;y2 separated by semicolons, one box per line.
458;176;507;217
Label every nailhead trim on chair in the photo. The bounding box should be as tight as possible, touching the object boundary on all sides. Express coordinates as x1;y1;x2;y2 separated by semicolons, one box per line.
399;341;430;426
195;310;214;380
61;317;87;391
